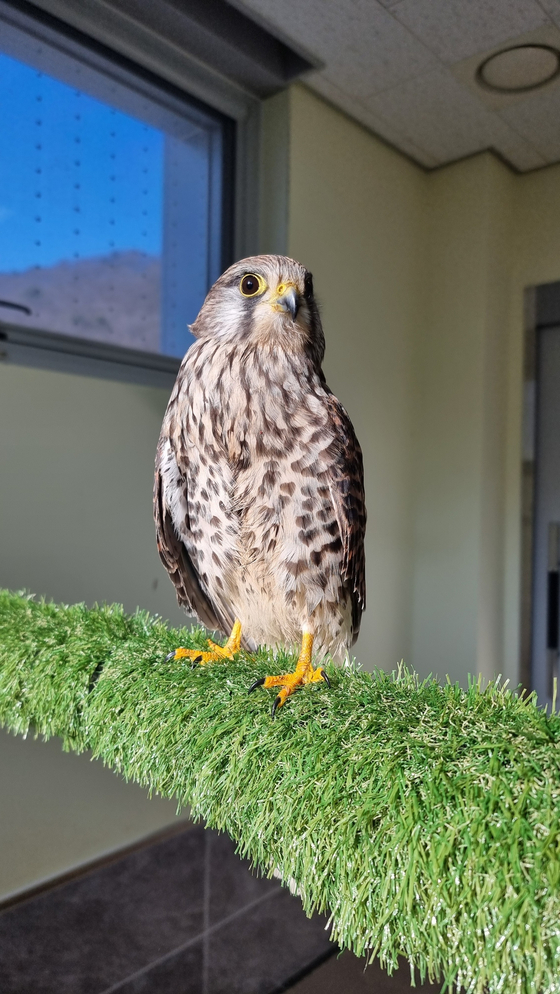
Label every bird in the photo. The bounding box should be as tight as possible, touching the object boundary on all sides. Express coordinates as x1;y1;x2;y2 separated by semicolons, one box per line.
154;254;366;715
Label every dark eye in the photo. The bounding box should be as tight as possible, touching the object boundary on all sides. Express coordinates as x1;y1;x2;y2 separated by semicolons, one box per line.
304;272;314;299
240;273;264;297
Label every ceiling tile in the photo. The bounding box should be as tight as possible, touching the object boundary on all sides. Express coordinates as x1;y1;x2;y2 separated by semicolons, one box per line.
366;66;546;168
229;0;556;171
318;36;436;102
450;23;560;112
492;125;548;170
498;85;560;160
390;0;550;63
538;0;560;28
308;74;439;167
230;0;438;94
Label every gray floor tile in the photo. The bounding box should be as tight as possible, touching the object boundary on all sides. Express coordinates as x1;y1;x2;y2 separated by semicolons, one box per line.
206;888;334;994
207;830;281;926
102;937;204;994
0;826;206;994
0;824;339;994
287;950;439;993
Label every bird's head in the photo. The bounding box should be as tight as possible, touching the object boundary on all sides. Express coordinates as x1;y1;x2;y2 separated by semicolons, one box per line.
190;254;325;365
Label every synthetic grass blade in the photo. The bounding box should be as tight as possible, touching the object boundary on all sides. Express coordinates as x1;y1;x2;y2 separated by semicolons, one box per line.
1;589;560;994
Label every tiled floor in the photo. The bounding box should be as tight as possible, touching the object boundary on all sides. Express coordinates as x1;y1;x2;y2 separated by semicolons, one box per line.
288;950;438;993
0;824;333;994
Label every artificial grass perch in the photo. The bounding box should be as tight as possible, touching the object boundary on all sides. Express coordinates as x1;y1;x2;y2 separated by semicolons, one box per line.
1;590;560;994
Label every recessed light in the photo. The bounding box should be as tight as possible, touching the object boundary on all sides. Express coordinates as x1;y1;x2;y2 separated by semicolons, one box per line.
476;44;560;93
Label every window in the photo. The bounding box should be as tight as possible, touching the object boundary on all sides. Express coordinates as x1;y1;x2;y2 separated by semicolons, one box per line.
0;5;233;373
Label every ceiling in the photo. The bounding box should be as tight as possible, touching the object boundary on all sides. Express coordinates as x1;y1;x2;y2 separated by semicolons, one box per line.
228;0;560;172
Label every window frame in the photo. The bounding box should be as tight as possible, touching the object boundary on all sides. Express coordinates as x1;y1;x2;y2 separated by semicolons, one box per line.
0;0;260;387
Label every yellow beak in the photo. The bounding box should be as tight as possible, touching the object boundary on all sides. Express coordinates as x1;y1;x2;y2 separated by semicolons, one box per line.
272;284;299;319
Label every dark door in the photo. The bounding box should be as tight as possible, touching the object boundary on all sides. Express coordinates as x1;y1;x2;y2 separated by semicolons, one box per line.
532;324;560;704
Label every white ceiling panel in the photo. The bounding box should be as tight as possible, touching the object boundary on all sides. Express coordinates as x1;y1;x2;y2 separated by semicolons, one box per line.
309;74;440;167
390;0;549;64
537;0;560;29
498;85;560;160
229;0;560;171
231;0;438;95
492;130;548;171
367;67;543;166
319;26;437;100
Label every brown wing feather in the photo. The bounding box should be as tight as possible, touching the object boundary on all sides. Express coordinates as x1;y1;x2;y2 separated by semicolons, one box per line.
324;394;367;642
153;438;232;636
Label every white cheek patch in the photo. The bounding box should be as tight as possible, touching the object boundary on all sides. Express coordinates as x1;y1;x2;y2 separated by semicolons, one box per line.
208;289;249;341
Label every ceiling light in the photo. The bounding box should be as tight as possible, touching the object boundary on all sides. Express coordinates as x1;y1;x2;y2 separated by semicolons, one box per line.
476;44;560;93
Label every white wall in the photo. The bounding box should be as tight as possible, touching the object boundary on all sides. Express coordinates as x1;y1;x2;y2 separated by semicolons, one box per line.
279;86;560;693
0;363;187;622
406;152;560;690
410;154;515;686
0;363;191;901
282;85;426;672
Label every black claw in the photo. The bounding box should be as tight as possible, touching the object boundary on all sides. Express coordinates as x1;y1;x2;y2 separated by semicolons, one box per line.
165;650;177;662
271;695;281;718
321;669;330;687
248;677;265;694
88;660;106;692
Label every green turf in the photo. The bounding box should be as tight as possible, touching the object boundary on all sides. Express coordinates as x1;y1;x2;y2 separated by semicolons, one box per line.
1;589;560;993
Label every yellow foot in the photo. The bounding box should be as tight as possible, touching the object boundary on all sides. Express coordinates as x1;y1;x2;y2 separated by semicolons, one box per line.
166;619;242;666
248;632;330;717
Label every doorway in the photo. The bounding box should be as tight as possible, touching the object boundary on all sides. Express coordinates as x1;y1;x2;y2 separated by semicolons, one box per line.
524;282;560;705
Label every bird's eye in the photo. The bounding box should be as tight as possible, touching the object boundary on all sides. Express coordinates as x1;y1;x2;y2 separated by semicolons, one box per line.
240;273;265;297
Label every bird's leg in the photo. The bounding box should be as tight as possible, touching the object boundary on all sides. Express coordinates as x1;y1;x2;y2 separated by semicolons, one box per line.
166;619;242;665
249;631;329;717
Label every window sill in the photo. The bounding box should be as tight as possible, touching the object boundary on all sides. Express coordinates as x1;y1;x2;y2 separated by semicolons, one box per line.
0;321;181;389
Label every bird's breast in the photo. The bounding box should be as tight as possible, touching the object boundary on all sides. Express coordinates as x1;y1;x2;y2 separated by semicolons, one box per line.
186;341;328;467
180;339;340;579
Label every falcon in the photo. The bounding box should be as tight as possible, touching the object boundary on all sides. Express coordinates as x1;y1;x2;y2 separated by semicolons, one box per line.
154;254;366;715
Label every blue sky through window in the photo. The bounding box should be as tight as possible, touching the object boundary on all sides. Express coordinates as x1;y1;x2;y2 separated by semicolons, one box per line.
0;52;163;272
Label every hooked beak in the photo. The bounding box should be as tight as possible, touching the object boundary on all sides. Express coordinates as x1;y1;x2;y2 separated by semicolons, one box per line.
275;286;299;320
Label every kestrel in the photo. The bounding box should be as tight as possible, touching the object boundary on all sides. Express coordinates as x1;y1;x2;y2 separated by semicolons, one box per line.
154;255;366;714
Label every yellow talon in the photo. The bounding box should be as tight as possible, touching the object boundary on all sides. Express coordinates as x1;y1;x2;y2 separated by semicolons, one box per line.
248;632;330;716
168;618;242;665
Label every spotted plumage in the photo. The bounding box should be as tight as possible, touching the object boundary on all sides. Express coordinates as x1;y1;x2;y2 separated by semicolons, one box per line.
154;254;366;709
